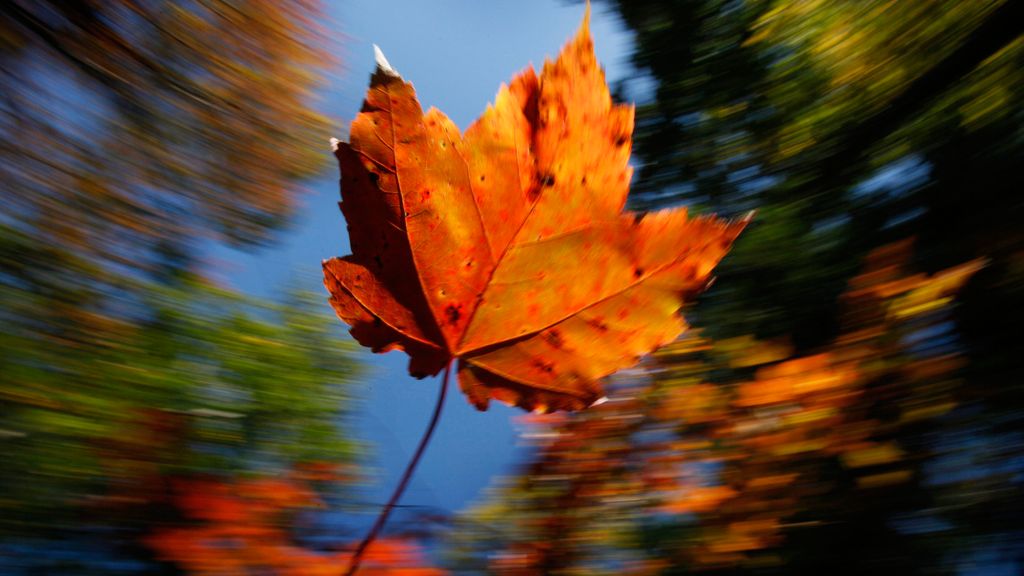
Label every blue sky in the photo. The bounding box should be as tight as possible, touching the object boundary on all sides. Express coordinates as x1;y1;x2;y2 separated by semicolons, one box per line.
206;0;635;529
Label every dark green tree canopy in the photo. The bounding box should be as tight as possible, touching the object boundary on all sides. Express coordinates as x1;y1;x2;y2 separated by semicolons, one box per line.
608;0;1022;350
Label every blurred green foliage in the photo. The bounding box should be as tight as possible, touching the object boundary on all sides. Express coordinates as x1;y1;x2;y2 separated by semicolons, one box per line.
0;220;361;534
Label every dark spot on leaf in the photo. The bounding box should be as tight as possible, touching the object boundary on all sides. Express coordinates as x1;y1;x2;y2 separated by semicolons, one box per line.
634;267;644;278
445;304;462;326
465;259;474;269
541;173;556;187
368;172;380;186
587;317;610;332
543;330;565;349
531;358;555;374
581;176;587;185
479;175;486;182
615;135;628;147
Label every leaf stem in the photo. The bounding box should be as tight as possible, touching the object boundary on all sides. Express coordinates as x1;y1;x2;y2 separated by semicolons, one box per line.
345;360;452;575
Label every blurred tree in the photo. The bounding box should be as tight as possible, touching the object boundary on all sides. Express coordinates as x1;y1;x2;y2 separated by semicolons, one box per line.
1;219;362;568
605;0;1022;350
0;2;398;573
1;0;334;274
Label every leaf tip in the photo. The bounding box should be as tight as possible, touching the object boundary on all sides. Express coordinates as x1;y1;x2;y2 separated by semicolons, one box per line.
577;0;592;36
373;44;400;77
590;396;609;408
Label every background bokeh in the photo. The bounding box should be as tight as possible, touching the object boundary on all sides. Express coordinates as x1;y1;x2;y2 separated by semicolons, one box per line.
1;0;1021;574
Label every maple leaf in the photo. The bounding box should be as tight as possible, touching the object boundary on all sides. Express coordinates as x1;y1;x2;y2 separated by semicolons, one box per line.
323;9;747;413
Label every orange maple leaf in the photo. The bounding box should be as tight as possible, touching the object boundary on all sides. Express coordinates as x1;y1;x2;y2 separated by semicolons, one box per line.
323;9;746;413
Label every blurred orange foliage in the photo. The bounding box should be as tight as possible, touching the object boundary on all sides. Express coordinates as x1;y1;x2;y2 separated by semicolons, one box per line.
147;475;446;575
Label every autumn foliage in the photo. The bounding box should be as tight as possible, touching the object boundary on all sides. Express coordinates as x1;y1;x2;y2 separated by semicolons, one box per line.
323;9;746;413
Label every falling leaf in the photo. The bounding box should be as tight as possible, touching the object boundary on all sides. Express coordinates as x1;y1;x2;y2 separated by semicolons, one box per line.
323;9;746;412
